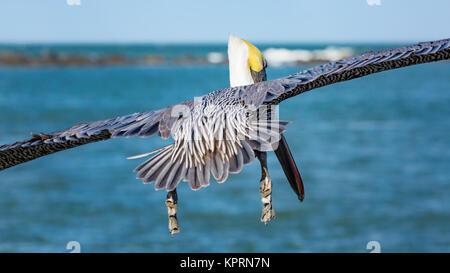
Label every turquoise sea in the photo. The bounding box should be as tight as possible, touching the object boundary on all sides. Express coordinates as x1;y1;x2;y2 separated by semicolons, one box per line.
0;44;449;252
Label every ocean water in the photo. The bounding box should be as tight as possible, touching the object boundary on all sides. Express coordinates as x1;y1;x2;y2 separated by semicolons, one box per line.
0;44;449;252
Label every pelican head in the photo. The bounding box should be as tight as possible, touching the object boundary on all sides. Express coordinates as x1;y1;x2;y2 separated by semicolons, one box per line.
228;34;267;87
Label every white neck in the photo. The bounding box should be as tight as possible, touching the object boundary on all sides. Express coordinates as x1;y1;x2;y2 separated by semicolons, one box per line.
228;35;254;87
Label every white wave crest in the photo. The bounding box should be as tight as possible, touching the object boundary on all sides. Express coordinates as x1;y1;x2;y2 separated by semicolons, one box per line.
263;46;354;67
207;52;226;64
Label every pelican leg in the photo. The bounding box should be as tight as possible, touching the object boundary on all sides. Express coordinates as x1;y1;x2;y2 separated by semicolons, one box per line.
165;189;179;237
255;151;275;224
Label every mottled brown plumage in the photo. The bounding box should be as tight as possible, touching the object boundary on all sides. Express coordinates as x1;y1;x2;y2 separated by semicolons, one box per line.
1;38;449;186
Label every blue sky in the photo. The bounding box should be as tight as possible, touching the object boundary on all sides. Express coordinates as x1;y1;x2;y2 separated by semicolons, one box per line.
0;0;449;43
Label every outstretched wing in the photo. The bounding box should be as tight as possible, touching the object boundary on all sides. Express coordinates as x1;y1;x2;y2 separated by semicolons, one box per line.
2;38;449;171
237;38;450;107
0;100;193;171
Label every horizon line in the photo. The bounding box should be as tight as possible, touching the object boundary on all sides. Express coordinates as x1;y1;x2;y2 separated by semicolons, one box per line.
0;39;437;46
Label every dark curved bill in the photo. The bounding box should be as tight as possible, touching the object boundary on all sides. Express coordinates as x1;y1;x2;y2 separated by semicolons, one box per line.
274;134;305;202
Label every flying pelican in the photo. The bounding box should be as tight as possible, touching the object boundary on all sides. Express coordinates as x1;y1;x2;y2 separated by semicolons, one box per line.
1;36;449;237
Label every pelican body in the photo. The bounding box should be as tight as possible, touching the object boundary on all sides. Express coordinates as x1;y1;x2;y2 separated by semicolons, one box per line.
1;36;449;236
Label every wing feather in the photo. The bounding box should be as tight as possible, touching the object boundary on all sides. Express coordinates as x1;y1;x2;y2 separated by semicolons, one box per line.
235;38;450;107
0;101;192;170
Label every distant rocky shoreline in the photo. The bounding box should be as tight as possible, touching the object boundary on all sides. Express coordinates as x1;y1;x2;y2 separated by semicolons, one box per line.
0;46;356;67
0;51;167;67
